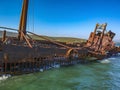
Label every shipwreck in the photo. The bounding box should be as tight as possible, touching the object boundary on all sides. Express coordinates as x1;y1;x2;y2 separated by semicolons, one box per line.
0;0;120;76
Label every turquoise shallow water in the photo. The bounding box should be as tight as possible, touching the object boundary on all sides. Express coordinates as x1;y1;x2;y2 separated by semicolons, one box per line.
0;56;120;90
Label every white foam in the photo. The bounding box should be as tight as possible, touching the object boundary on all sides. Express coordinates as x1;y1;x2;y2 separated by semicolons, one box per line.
53;64;60;68
117;53;120;56
39;68;44;72
0;74;11;81
99;59;111;64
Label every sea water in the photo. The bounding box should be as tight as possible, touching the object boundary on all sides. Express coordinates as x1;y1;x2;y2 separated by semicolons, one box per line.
0;56;120;90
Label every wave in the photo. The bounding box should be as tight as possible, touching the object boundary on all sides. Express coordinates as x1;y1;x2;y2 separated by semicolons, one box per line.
98;59;111;64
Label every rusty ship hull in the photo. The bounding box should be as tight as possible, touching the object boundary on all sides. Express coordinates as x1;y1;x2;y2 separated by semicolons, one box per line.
0;39;89;75
0;0;120;76
0;27;119;75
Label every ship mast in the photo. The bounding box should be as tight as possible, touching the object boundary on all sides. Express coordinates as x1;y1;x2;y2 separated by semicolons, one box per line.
18;0;29;40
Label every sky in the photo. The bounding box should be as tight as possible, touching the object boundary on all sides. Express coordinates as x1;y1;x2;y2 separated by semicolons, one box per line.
0;0;120;41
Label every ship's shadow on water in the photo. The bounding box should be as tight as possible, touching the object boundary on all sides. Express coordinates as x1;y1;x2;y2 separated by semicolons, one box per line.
0;56;120;90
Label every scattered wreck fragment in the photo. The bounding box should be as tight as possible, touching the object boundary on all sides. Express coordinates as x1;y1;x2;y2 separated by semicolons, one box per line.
0;0;120;76
85;23;119;59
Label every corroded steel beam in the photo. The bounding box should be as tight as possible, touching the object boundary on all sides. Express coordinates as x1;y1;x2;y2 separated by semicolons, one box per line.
21;32;32;48
28;31;72;49
90;23;99;46
2;30;6;42
18;0;29;40
97;23;107;51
